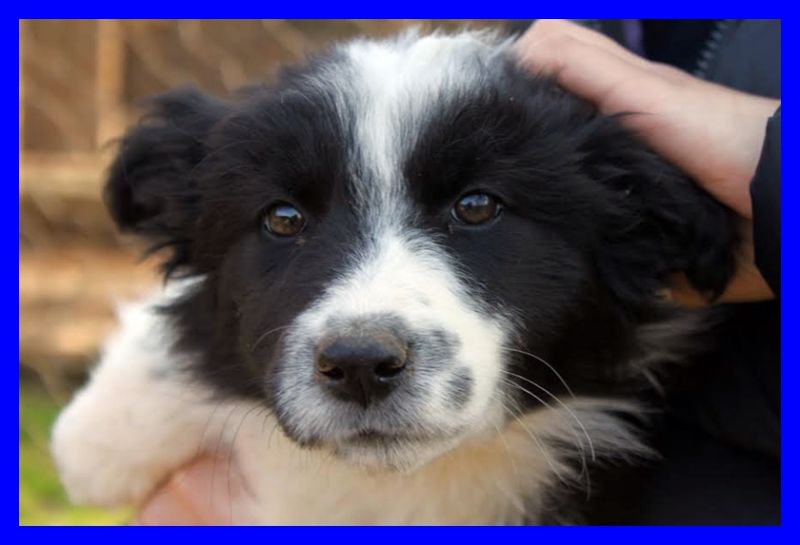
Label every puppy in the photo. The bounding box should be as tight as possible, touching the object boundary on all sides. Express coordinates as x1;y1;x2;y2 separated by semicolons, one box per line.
51;29;737;525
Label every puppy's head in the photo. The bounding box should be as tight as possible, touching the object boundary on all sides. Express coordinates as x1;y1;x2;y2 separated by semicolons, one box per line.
105;31;736;471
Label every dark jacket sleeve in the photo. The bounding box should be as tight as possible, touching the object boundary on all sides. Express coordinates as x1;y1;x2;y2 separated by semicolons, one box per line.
750;106;781;298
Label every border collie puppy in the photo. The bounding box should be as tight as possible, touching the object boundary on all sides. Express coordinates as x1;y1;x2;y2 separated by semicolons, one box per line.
51;30;737;524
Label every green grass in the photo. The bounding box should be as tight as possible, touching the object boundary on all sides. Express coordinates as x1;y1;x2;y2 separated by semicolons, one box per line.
19;384;134;525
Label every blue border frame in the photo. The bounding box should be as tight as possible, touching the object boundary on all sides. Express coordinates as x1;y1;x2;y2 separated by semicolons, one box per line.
11;9;792;539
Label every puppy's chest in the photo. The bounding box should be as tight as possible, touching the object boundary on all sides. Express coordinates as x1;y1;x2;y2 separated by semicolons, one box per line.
225;415;559;525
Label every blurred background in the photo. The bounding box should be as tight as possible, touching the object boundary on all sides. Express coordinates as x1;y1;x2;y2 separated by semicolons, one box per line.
19;19;508;525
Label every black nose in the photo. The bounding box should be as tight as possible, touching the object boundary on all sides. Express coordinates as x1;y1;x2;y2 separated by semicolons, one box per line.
315;334;408;407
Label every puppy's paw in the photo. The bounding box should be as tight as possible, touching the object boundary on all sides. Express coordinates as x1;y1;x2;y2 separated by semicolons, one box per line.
50;394;171;507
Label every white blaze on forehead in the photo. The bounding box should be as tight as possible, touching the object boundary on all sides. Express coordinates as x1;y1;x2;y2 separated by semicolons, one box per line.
339;30;512;217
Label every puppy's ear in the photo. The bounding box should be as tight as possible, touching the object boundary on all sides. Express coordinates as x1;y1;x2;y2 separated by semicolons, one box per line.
104;87;229;274
581;117;739;305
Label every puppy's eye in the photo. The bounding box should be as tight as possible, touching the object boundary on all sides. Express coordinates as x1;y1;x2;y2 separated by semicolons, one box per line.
451;193;502;225
263;203;305;237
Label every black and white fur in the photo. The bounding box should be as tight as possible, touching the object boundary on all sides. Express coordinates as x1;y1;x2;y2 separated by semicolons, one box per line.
51;29;737;524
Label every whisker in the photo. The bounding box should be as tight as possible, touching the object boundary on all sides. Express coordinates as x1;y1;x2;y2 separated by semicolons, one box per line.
498;392;567;485
641;368;666;396
196;403;223;459
261;408;272;435
499;376;588;486
209;406;239;515
500;369;596;462
486;397;520;482
236;406;270;502
267;418;282;448
249;325;293;353
486;397;532;519
226;405;261;524
501;346;575;398
499;374;593;498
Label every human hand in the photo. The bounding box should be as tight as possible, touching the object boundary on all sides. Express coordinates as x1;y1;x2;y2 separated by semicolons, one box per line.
514;20;778;305
136;454;254;525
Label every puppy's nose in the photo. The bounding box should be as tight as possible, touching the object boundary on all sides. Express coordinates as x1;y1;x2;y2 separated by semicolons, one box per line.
315;334;408;407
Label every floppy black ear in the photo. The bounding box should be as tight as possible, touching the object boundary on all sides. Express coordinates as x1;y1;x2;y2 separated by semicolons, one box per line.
581;117;739;305
104;87;229;274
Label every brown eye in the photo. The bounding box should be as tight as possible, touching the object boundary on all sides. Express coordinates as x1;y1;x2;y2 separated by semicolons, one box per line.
452;193;501;225
264;203;305;237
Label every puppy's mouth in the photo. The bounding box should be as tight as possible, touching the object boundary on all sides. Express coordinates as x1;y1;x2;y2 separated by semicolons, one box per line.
322;427;465;472
348;429;398;444
332;428;421;448
340;428;439;446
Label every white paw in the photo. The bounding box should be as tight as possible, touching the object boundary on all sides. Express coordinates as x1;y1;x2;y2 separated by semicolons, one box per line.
49;282;224;508
50;396;171;507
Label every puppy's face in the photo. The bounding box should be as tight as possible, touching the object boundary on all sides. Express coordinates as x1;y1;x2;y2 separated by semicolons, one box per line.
106;32;735;470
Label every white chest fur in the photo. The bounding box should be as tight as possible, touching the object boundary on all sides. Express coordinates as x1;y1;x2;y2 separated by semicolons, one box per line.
218;408;567;525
